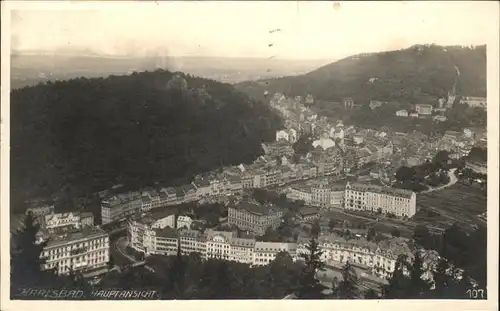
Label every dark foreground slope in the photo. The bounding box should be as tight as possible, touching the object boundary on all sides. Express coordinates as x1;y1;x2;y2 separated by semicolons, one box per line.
236;45;486;104
10;70;283;209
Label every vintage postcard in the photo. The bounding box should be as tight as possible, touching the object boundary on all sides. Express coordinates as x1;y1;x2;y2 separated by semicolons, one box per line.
1;1;499;311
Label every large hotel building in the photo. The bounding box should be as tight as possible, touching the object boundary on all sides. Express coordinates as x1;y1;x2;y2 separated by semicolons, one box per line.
40;227;110;276
227;202;284;235
128;216;437;280
344;182;417;217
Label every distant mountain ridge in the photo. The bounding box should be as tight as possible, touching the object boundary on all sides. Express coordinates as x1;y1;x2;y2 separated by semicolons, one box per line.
10;52;332;88
235;44;486;105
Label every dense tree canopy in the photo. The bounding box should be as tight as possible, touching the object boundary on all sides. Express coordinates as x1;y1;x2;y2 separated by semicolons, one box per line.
237;45;486;133
237;45;486;104
10;70;283;211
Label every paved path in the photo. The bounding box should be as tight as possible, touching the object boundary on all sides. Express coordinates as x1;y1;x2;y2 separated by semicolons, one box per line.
114;236;137;263
421;168;457;193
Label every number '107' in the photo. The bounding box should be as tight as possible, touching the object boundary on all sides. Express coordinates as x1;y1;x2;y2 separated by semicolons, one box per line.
466;289;485;299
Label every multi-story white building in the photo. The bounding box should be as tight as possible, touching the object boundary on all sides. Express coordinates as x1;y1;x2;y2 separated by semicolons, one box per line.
329;185;345;208
253;241;298;266
415;104;433;115
287;182;345;209
177;215;193;229
230;237;256;264
179;229;205;257
26;204;55;217
101;191;142;224
311;182;331;208
141;196;152;212
205;230;235;260
228;202;284;235
344;182;417;217
42;211;94;232
297;234;409;279
41;227;109;276
276;130;290;142
128;209;176;253
128;227;439;281
298;234;438;280
263;168;281;188
287;186;313;203
241;172;255;189
460;96;487;110
160;187;179;206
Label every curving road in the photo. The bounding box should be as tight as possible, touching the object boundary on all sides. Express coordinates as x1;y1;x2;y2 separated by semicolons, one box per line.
421;168;458;193
112;236;137;264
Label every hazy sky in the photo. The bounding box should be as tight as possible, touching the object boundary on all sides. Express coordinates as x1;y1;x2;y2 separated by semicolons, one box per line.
9;1;497;60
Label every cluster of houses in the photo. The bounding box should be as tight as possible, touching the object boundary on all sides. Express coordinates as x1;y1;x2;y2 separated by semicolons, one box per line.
394;95;487;122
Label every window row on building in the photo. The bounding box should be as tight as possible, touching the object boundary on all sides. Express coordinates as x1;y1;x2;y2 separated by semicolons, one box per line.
128;220;436;281
40;227;110;276
288;182;417;217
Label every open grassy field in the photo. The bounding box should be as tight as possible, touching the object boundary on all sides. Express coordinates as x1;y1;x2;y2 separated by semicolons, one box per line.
412;183;487;232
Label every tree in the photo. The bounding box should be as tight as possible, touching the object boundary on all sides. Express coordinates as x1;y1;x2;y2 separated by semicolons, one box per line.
390;228;401;238
432;150;450;167
363;288;379;299
331;262;359;299
10;212;58;295
266;251;301;297
366;227;376;241
407;251;432;298
210;261;233;299
412;225;431;248
381;254;412;298
165;242;187;298
395;166;416;183
429;256;470;299
311;220;321;238
328;219;336;233
382;250;432;299
441;223;468;266
296;237;327;299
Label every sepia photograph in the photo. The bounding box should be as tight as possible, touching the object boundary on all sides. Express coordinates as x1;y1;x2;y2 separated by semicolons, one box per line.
1;1;498;310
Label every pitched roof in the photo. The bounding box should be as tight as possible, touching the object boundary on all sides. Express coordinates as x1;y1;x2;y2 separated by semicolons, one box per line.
154;227;178;239
347;182;414;198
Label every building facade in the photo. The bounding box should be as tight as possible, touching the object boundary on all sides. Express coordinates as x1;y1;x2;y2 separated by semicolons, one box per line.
43;212;94;232
253;241;297;266
101;192;142;224
287;183;345;209
26;205;55;217
177;215;193;229
227;202;284;235
344;182;417;217
460;96;487;110
41;227;109;276
415;104;433;115
297;234;421;279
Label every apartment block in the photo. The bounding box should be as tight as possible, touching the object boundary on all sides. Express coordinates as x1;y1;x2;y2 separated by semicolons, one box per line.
41;227;109;276
228;202;284;235
344;182;417;217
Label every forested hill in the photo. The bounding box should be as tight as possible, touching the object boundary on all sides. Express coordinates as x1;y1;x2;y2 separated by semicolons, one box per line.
10;70;283;207
236;45;486;104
